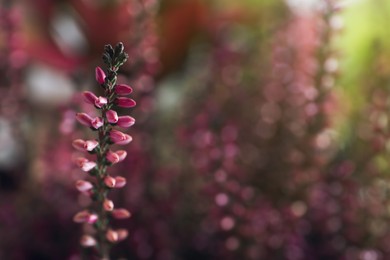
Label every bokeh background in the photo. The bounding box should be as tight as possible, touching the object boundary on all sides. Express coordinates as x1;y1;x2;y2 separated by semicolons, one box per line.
1;0;390;259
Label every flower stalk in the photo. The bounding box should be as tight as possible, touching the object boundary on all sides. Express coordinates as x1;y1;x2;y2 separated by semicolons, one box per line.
73;42;135;259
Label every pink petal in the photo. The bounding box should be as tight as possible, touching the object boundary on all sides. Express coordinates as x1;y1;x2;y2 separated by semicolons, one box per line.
117;229;128;241
103;199;114;211
85;140;99;151
116;150;127;162
112;208;131;219
75;180;94;192
95;67;106;84
109;130;133;145
115;84;133;95
73;210;97;224
95;96;108;108
106;110;118;124
106;229;118;243
76;113;93;127
83;91;98;105
106;150;120;164
115;97;136;108
104;176;116;188
80;235;96;247
73;139;98;152
91;117;103;129
114;176;127;188
72;139;87;151
75;158;96;172
117;116;135;128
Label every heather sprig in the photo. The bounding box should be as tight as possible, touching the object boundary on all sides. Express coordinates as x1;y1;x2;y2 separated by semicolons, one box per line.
73;42;135;259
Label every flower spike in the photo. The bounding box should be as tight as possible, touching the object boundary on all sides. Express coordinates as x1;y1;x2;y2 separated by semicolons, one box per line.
73;43;135;258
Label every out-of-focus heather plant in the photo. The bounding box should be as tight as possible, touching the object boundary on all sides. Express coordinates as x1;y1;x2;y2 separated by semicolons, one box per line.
173;1;345;259
73;43;135;259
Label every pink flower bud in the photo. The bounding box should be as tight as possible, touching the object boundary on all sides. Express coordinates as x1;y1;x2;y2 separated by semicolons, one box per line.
117;116;135;128
112;208;131;219
110;130;132;145
117;229;128;241
106;150;120;164
103;199;114;211
115;84;133;95
116;150;127;162
104;176;116;188
83;91;98;105
73;210;98;224
106;229;118;243
80;235;96;247
91;117;103;129
75;180;94;192
95;67;106;84
95;96;108;108
75;157;97;172
106;110;118;124
76;113;93;127
72;139;98;152
114;176;127;188
115;97;136;108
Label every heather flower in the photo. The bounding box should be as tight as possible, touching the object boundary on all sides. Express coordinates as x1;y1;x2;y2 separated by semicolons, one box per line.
115;97;136;108
75;180;94;192
111;208;131;219
73;43;134;259
73;210;98;224
75;157;96;172
95;66;106;84
114;176;127;188
104;175;116;188
117;116;135;128
103;199;114;211
72;139;98;152
109;129;133;145
76;113;93;127
106;110;118;124
114;84;133;95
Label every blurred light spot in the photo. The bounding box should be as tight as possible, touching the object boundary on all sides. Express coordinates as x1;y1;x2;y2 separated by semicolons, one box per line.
303;87;318;100
291;201;307;217
360;250;379;260
50;11;87;56
225;236;240;251
325;57;339;73
0;118;21;168
330;14;344;30
215;193;229;206
221;216;235;231
26;64;75;105
315;131;331;150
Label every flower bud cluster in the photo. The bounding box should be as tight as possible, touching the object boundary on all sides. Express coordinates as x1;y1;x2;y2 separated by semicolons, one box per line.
73;43;135;258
